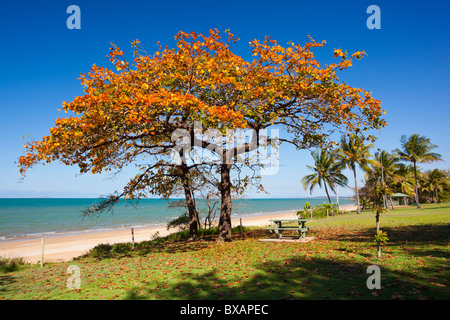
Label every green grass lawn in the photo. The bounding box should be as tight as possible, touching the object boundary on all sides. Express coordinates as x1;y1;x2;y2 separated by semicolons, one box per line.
1;203;449;300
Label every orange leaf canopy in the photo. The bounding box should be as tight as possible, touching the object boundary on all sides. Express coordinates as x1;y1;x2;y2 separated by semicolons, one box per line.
19;29;385;176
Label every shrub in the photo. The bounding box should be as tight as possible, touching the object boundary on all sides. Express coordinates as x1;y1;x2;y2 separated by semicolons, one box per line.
85;242;135;258
167;212;190;230
0;257;25;273
297;203;341;219
83;226;249;259
87;243;113;258
296;201;312;218
111;242;133;254
312;203;340;218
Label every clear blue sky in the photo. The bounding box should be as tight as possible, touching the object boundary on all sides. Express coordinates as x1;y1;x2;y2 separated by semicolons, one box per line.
0;0;449;198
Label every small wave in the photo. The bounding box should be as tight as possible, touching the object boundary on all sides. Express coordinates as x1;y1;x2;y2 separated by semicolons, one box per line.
0;223;168;242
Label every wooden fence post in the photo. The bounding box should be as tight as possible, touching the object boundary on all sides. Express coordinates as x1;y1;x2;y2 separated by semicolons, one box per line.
131;228;135;250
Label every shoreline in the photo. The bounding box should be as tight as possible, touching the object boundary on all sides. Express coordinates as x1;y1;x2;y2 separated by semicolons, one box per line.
0;204;356;264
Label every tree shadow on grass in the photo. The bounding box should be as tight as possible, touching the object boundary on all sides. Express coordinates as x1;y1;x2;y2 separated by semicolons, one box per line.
121;225;449;300
383;223;450;244
123;253;449;300
0;274;16;294
314;223;449;265
325;223;449;247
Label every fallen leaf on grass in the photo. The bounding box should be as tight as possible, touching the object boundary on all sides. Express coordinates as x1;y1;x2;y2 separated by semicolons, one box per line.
390;293;403;299
430;282;446;287
417;296;434;300
408;288;421;294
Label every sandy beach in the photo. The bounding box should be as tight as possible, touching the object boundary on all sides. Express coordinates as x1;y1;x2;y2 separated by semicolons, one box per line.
0;205;356;264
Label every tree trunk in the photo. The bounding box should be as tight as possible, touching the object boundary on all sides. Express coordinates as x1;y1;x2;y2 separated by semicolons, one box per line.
376;212;381;258
324;183;331;204
435;187;440;204
217;163;233;242
389;195;395;210
353;166;361;214
413;162;421;208
181;165;198;240
205;196;211;229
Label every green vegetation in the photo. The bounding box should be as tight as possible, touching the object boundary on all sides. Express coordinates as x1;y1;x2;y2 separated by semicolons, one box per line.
297;203;341;219
337;134;374;214
302;133;449;215
1;204;448;300
301;149;348;203
0;257;25;274
394;134;443;208
81;226;248;260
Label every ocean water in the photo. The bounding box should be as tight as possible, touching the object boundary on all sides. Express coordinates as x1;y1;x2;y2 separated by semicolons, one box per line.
0;198;353;241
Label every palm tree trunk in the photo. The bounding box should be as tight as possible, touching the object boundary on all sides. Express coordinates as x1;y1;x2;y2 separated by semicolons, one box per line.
435;187;440;204
389;195;395;210
353;166;361;214
324;183;331;203
413;162;421;209
376;212;381;258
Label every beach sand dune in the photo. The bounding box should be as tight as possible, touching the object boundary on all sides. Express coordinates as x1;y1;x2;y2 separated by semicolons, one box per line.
0;205;356;264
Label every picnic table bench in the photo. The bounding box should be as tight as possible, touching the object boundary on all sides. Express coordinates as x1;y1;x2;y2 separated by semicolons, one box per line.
265;219;311;239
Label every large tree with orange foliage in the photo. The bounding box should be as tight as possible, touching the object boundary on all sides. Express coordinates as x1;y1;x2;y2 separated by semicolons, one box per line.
19;29;386;242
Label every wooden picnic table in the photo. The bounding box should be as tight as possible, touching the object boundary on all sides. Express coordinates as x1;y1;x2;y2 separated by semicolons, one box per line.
266;219;311;239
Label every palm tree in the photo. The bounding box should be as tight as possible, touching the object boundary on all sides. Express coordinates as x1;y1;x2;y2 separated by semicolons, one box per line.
364;150;394;208
391;163;415;197
425;169;448;204
302;149;348;203
394;134;442;208
337;134;374;214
